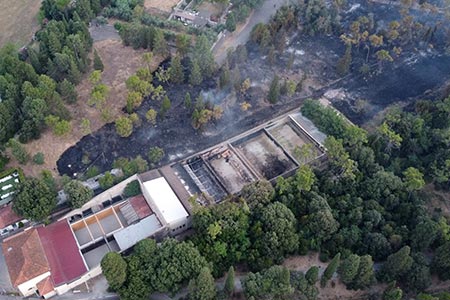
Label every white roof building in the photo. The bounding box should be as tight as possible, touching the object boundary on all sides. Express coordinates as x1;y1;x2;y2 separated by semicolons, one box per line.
142;177;189;225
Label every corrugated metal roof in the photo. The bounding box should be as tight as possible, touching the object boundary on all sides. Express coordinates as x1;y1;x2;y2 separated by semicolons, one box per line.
113;215;162;251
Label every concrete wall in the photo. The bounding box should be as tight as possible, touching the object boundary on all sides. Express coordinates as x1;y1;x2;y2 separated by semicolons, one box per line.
62;175;138;220
54;266;102;295
17;272;51;297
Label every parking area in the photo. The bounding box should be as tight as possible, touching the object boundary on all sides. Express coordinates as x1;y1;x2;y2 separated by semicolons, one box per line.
0;243;14;293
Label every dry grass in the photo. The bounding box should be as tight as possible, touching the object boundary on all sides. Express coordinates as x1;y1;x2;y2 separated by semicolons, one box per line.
7;40;163;178
283;253;383;300
144;0;178;15
0;0;42;47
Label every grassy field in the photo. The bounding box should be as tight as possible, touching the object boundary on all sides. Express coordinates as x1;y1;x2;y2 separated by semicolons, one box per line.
0;0;42;48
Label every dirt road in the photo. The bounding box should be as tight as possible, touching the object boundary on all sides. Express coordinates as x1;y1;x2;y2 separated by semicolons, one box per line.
212;0;290;65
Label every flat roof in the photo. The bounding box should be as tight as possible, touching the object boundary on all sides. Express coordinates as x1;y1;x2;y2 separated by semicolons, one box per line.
142;177;189;224
114;214;162;251
37;220;88;286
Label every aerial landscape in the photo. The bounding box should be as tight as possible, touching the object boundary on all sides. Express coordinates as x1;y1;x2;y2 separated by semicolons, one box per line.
0;0;450;299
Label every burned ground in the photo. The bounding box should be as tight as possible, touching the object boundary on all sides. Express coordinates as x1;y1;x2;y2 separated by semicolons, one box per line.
57;0;450;176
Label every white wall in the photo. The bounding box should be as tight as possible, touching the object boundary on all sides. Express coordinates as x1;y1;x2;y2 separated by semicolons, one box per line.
61;175;138;220
54;266;102;295
17;272;51;297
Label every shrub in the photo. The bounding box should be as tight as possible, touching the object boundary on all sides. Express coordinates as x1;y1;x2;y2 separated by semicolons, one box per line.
33;152;45;165
123;180;141;198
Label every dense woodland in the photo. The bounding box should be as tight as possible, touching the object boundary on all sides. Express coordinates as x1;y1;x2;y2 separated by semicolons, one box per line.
101;97;450;300
1;0;450;298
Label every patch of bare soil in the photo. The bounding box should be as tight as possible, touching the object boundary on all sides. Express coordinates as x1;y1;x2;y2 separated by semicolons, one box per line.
284;253;385;300
0;0;42;47
144;0;178;16
7;40;162;178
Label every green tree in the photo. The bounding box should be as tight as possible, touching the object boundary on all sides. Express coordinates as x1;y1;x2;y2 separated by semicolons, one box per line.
101;252;127;291
338;254;360;285
403;167;425;192
33;152;45;165
192;202;250;276
383;283;403;300
189;59;203;86
243;266;293;299
93;49;104;71
123;180;142;198
145;109;157;125
126;91;143;113
176;34;191;57
153;29;169;57
351;255;376;290
192;35;215;78
267;75;280;104
381;246;413;282
240;180;274;210
321;253;341;287
432;241;450;280
58;79;78;103
80;118;91;135
149;239;209;294
7;139;30;164
336;44;352;76
65;180;94;208
224;266;235;296
169;55;184;84
160;95;171;117
249;202;298;270
13;178;56;221
99;171;115;189
188;267;216;300
306;266;319;285
226;12;237;32
115;116;133;137
147;146;164;166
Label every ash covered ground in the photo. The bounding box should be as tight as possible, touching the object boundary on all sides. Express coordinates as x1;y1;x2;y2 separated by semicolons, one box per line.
57;0;450;176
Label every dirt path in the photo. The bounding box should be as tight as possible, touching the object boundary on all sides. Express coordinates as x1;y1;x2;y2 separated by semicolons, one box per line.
212;0;289;65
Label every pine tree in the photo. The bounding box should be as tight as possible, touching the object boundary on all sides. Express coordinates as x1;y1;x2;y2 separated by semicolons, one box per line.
321;253;341;287
189;59;203;86
226;12;237;32
93;49;104;71
153;29;169;57
188;267;216;300
160;95;171;118
267;75;280;104
224;266;235;296
169;55;184;84
336;44;352;76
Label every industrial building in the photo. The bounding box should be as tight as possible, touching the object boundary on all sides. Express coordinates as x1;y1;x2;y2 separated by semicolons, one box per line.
1;167;192;298
176;110;327;203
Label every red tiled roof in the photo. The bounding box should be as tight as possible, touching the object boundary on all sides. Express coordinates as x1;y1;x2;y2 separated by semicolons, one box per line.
129;195;153;219
37;276;54;296
2;229;50;286
37;219;88;286
0;205;22;229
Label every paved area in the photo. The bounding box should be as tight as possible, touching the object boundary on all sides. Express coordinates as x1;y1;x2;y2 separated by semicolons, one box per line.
212;0;289;64
0;243;14;293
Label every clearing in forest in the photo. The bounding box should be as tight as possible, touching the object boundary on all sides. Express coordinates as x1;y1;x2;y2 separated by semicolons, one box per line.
144;0;178;16
0;0;42;47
